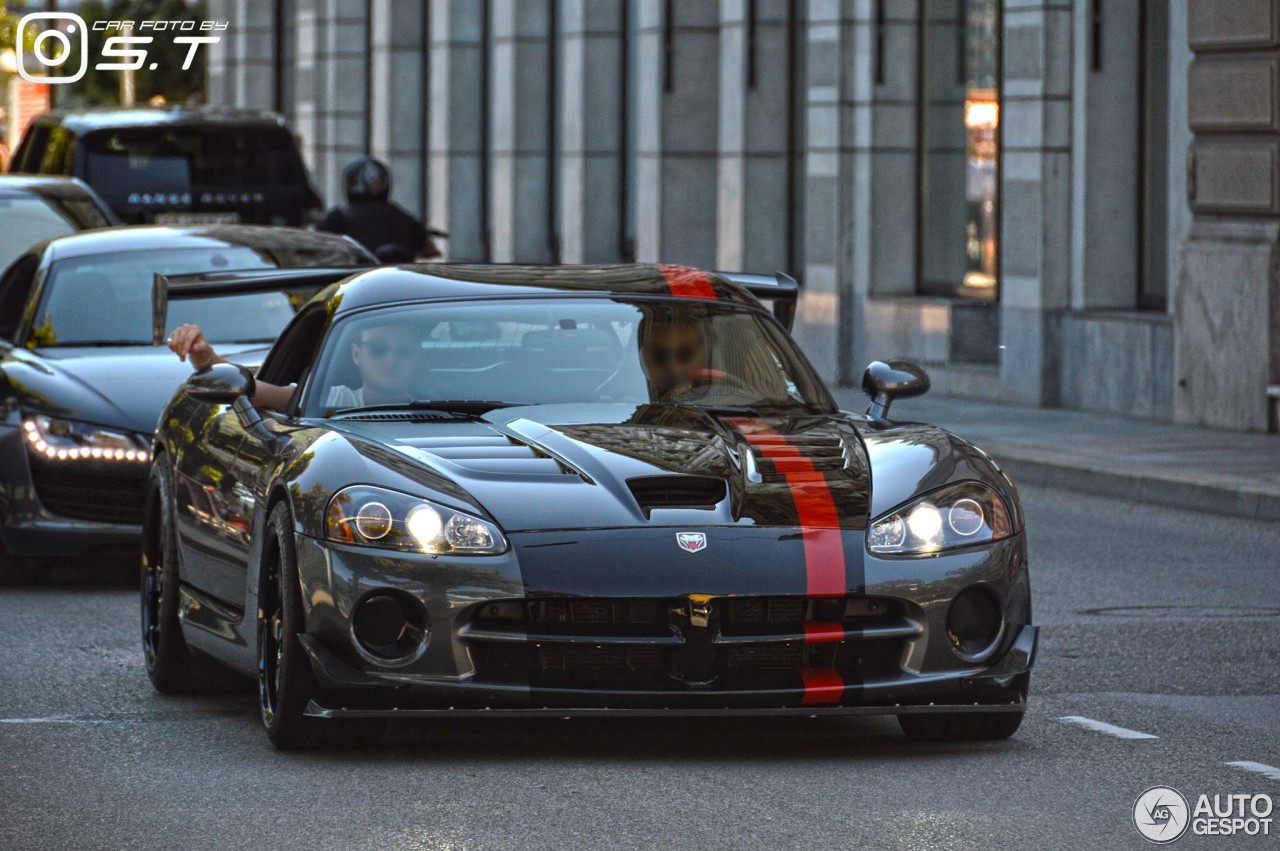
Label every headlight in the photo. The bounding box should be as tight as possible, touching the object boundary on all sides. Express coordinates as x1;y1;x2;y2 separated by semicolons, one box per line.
867;482;1015;555
325;485;507;555
22;415;151;464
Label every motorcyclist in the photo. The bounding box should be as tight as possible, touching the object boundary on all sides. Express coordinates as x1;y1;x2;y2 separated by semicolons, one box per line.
316;156;439;262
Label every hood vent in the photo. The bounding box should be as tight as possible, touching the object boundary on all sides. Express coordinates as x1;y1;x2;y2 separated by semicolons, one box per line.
628;475;726;516
748;433;854;482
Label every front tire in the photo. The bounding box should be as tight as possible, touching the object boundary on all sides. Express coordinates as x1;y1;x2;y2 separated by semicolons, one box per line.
258;502;383;750
141;464;226;694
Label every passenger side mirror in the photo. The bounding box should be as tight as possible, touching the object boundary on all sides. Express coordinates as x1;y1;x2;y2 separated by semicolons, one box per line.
187;363;255;404
862;360;930;419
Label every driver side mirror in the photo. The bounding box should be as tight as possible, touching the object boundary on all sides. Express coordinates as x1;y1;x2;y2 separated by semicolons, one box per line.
862;360;930;419
186;363;255;404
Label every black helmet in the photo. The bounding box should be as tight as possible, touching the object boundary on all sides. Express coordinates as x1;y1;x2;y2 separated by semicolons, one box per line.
342;156;391;202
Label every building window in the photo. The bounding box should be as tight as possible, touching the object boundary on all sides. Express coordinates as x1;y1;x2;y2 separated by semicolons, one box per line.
917;0;1001;301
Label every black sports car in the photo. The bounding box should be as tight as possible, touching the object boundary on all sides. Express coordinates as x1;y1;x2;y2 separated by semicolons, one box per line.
144;263;1035;749
0;225;373;561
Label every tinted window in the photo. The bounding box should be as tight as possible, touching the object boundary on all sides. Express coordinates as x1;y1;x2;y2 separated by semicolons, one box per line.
31;247;295;347
305;299;828;416
82;127;306;193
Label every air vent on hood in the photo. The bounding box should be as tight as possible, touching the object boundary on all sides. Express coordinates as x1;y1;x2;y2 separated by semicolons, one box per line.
628;475;726;516
746;432;854;483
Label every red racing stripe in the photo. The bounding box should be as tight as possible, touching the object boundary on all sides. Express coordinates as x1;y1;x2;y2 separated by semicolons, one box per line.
799;669;844;706
727;417;849;705
658;263;718;300
803;622;846;643
731;419;847;597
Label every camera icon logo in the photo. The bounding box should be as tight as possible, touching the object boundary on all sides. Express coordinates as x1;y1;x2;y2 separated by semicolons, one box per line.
17;12;89;84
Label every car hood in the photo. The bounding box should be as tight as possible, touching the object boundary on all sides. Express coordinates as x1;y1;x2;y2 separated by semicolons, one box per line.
4;343;269;435
333;403;872;533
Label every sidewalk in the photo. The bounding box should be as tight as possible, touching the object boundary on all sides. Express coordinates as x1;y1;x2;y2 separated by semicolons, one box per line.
829;388;1280;522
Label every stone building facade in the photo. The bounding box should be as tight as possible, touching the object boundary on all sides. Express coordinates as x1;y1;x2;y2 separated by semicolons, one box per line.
206;0;1280;432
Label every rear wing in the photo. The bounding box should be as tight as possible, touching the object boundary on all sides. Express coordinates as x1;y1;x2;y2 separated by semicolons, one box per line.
151;267;361;345
715;271;799;330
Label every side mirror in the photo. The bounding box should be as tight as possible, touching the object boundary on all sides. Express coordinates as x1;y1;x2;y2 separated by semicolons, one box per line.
861;360;930;419
187;363;254;404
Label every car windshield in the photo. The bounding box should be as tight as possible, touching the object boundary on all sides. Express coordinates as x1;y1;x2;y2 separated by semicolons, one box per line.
82;127;306;192
31;247;307;347
304;298;830;416
0;194;112;275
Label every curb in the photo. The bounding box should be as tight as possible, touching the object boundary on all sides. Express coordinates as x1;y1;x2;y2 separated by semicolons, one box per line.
991;449;1280;523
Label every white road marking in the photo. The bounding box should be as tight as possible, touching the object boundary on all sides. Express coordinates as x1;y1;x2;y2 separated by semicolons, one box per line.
1057;715;1158;740
1226;761;1280;781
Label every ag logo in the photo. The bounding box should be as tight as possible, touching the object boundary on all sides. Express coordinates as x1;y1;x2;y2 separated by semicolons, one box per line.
675;532;707;553
1134;786;1189;843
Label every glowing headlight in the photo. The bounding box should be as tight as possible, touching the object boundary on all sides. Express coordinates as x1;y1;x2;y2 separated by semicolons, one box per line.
867;482;1015;555
325;485;507;555
22;415;151;464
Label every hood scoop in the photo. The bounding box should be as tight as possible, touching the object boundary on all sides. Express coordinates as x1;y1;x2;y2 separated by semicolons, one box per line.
627;475;727;517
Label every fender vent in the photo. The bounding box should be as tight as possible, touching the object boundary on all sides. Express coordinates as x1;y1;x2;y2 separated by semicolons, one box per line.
627;475;726;516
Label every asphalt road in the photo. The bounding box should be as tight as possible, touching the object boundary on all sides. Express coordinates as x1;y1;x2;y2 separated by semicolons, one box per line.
1;483;1278;850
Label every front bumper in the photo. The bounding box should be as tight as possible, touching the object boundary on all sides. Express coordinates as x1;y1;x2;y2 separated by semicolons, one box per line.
294;526;1034;715
0;425;143;558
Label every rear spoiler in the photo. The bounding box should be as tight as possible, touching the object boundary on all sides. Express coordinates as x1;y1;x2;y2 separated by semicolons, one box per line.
151;267;361;345
715;271;799;330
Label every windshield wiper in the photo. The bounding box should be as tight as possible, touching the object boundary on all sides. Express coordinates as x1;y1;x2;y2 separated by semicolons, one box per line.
328;399;523;417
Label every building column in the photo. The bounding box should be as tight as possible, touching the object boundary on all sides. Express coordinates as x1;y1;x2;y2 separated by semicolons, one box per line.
369;0;427;218
428;0;488;260
490;0;554;262
996;1;1073;406
795;0;853;383
559;0;625;263
633;0;720;267
292;0;369;207
1176;0;1280;431
717;0;793;274
205;0;275;110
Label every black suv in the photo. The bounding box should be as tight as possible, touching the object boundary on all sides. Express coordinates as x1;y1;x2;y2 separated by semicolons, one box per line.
9;107;324;227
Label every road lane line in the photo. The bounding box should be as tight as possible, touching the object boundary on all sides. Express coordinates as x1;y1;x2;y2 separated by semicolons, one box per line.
1057;715;1158;740
1226;761;1280;781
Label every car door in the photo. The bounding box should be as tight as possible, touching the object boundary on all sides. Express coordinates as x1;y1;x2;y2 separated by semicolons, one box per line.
174;305;330;606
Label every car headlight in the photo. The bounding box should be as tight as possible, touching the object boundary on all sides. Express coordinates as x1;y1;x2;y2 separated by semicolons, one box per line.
867;482;1015;555
22;414;151;464
325;485;507;555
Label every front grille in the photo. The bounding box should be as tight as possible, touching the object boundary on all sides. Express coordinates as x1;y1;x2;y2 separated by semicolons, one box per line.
30;462;147;524
466;595;915;692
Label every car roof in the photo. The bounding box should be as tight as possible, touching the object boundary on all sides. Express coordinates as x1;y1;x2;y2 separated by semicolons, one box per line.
39;224;370;263
326;264;766;315
30;106;288;135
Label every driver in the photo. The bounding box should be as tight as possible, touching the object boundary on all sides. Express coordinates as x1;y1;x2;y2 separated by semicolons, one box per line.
167;320;421;411
640;312;718;401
